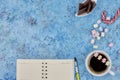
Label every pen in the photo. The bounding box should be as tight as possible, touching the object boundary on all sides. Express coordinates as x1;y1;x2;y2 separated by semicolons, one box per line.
74;57;81;80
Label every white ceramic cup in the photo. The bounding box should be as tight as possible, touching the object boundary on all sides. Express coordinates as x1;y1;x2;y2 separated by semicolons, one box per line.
85;50;115;76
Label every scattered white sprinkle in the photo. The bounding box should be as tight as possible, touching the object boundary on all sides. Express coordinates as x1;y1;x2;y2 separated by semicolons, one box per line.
104;28;109;32
91;39;95;44
91;30;100;38
91;30;96;33
108;42;114;47
99;26;103;31
101;32;105;37
97;36;101;40
93;45;98;49
97;20;101;24
106;17;111;20
93;24;98;28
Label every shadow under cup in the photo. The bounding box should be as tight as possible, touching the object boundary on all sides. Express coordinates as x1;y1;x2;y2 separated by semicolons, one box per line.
86;51;111;76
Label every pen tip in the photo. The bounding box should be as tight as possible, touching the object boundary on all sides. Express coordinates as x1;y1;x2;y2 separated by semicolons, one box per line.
74;57;77;61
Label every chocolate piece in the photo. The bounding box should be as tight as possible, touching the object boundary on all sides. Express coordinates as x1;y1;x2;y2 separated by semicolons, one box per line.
78;7;88;15
76;0;96;16
83;0;91;6
89;1;96;12
79;3;85;10
87;2;92;13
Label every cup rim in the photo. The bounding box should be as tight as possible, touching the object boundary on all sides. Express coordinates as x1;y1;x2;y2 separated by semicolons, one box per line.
85;50;112;76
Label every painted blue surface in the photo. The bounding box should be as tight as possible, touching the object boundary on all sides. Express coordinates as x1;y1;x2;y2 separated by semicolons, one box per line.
0;0;120;80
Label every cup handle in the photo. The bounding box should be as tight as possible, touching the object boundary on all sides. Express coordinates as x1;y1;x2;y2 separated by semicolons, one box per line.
108;70;115;76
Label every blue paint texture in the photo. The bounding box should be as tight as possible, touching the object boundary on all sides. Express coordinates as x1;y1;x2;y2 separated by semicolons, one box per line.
0;0;120;80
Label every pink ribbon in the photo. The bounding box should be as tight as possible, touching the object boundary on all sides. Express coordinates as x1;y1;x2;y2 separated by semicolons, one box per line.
102;8;120;24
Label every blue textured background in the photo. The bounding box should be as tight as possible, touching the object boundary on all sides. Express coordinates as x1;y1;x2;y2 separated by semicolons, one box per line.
0;0;120;80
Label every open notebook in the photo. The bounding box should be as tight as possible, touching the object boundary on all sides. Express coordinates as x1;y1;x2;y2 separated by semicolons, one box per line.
17;59;74;80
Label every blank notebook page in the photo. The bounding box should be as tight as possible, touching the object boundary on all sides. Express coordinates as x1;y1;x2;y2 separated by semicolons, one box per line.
17;59;74;80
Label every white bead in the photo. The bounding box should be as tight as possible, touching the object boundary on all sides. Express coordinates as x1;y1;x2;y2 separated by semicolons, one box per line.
108;42;114;47
93;24;98;28
91;30;96;33
93;45;98;49
104;28;108;32
97;20;101;24
91;39;95;44
101;32;105;37
91;30;99;38
106;17;111;20
97;36;101;40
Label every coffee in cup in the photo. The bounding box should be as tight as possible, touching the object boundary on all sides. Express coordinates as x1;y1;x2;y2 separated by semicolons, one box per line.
86;50;115;76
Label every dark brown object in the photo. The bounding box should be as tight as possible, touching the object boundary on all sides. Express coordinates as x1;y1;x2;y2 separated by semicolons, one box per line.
78;6;88;15
77;0;96;16
87;2;91;13
90;53;108;72
90;1;96;12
